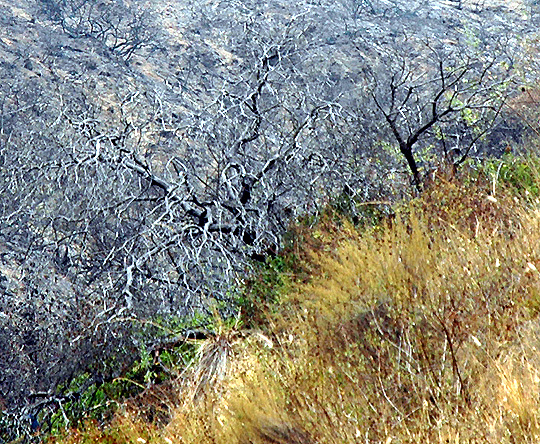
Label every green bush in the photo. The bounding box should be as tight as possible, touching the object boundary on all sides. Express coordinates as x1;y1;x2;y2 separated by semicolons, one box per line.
482;153;540;198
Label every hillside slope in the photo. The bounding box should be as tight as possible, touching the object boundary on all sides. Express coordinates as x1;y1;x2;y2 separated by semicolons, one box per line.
1;0;540;440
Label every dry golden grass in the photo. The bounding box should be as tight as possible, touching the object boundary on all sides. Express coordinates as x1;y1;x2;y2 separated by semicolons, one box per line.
55;174;540;444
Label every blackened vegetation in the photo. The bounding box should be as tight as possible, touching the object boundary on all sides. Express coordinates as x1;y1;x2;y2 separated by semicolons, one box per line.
0;0;535;439
38;0;157;61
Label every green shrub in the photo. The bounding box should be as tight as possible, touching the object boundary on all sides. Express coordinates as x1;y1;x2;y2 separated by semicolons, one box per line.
482;153;540;198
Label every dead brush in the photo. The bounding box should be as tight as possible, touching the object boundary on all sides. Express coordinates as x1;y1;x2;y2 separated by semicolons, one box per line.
190;331;235;402
188;311;242;403
188;308;277;404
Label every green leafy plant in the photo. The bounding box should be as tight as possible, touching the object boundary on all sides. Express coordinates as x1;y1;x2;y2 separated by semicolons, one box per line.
487;154;540;198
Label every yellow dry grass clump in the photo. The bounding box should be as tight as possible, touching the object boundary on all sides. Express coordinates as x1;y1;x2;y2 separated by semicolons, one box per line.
56;174;540;444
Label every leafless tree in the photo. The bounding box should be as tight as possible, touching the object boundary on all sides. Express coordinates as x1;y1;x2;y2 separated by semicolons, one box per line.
367;40;512;189
0;10;368;435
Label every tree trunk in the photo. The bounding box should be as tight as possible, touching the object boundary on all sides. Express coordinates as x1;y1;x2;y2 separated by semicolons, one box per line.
400;143;422;192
